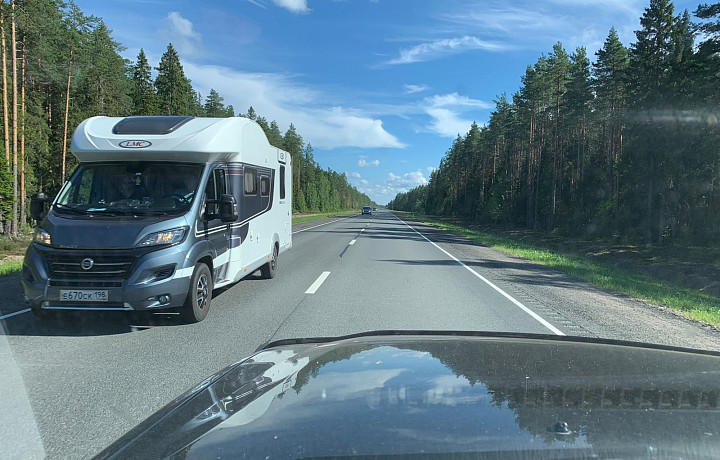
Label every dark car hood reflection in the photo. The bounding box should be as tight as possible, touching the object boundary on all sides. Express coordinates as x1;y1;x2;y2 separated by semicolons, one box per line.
97;335;720;459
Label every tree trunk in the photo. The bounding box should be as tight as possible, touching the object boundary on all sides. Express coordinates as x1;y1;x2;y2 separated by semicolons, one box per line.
61;48;72;182
10;0;16;236
19;32;24;226
0;0;8;168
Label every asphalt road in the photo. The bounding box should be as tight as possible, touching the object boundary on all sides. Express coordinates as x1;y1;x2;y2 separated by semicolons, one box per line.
2;210;720;459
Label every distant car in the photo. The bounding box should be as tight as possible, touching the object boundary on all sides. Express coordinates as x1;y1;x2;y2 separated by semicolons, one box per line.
362;206;371;215
372;207;377;211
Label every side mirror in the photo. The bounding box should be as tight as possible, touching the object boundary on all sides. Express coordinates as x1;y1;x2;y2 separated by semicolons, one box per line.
219;194;238;222
30;193;51;222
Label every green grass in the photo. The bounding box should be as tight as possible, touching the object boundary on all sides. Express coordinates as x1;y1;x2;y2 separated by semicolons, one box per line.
395;211;720;328
292;210;357;224
0;260;22;277
0;233;30;278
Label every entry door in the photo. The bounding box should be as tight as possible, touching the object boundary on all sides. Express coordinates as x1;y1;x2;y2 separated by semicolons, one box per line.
202;167;229;281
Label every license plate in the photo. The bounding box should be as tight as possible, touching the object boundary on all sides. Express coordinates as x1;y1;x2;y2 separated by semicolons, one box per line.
60;290;109;302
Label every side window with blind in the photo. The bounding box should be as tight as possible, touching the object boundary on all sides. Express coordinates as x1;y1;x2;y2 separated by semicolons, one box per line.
261;176;270;196
244;167;257;195
280;166;286;199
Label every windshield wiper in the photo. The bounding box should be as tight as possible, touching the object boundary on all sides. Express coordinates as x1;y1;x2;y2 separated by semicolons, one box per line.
136;210;171;216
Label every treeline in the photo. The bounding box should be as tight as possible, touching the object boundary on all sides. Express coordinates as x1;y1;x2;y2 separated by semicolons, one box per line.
0;0;372;237
389;0;720;245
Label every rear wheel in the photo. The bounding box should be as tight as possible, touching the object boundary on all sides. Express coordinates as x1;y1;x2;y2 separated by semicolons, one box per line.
180;263;212;323
260;244;278;279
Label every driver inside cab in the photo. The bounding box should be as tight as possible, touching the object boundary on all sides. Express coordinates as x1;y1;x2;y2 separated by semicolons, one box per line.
115;174;148;201
173;174;200;203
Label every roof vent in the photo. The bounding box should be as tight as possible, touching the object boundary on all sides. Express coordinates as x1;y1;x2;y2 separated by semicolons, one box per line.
112;116;194;135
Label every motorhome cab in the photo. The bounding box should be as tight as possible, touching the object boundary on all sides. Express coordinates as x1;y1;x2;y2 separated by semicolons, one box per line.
22;116;292;322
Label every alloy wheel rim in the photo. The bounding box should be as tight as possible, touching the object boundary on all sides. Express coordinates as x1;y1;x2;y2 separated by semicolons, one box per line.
196;274;208;309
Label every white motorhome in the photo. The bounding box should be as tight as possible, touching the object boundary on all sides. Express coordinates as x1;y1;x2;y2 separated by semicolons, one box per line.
23;116;292;322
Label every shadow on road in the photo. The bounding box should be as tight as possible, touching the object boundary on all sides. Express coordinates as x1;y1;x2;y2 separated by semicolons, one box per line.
0;277;246;338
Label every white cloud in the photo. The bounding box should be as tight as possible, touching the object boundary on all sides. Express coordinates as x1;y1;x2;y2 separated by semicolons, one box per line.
245;0;268;9
272;0;311;14
426;166;436;173
163;12;203;58
182;62;405;150
360;179;369;185
385;36;507;65
355;170;429;204
420;92;489;138
425;93;492;109
358;156;380;167
436;1;646;55
425;108;472;138
347;171;362;178
403;84;429;94
388;170;428;188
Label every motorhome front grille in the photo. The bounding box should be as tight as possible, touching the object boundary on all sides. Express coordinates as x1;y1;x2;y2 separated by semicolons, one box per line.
47;256;135;279
49;280;123;288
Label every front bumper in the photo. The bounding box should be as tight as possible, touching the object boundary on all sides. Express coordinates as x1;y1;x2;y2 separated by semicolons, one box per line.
22;244;193;311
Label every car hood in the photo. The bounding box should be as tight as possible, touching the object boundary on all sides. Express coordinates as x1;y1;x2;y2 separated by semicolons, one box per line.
96;332;720;459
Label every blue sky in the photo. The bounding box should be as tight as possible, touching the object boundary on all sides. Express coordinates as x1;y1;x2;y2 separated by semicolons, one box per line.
75;0;700;204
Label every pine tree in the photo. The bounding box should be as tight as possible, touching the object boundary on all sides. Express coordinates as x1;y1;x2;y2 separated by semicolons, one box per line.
155;43;194;115
246;106;256;120
131;48;159;115
627;0;677;242
283;123;302;201
593;27;629;220
78;21;131;118
695;2;720;51
203;88;226;117
268;120;284;148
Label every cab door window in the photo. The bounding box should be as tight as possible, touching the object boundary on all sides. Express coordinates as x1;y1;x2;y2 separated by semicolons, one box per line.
204;168;226;217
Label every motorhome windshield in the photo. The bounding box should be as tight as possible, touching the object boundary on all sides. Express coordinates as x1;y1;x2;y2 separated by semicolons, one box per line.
55;162;205;216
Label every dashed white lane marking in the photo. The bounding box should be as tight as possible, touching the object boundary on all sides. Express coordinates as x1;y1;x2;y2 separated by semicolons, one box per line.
360;228;365;232
392;213;565;336
292;215;357;234
349;239;356;245
305;271;331;294
0;308;31;321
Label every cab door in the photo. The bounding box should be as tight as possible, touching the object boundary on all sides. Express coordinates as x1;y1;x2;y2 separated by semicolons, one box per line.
200;166;230;281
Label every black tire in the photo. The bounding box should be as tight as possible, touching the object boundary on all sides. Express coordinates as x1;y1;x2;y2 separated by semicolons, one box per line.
180;263;213;323
260;244;278;279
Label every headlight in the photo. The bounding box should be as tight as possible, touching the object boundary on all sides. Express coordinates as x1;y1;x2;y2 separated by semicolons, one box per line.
136;227;187;247
33;228;52;246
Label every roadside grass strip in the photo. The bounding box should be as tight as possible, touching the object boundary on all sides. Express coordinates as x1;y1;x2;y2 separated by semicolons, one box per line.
292;211;357;224
0;260;22;277
400;213;720;328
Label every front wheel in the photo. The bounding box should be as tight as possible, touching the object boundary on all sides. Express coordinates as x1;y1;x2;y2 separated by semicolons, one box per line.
180;263;213;323
260;245;278;279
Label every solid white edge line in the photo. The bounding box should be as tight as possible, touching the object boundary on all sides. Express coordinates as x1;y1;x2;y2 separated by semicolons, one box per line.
0;308;31;321
292;215;356;234
349;239;356;245
392;213;565;336
305;271;331;294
